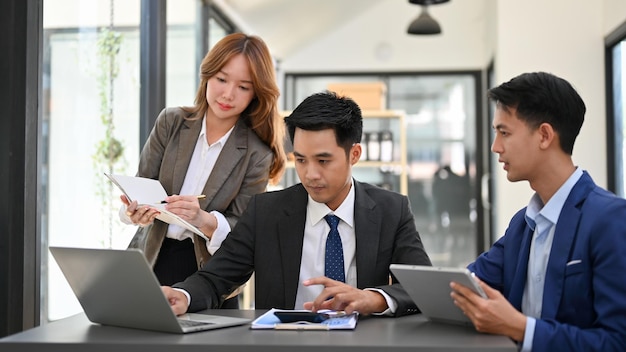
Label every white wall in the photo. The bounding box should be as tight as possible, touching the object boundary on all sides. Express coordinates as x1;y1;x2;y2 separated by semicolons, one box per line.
604;0;626;34
492;0;618;237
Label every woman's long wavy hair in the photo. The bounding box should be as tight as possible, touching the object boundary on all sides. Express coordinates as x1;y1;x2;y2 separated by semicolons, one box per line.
182;33;285;184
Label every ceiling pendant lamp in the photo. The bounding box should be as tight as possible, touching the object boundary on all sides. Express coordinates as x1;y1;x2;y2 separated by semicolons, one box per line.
407;0;449;35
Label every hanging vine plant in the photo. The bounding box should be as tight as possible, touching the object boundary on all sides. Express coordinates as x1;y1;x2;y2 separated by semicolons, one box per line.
92;21;126;248
94;27;124;166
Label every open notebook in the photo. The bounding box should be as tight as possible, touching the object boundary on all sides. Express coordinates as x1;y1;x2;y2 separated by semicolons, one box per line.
104;173;208;240
49;246;251;333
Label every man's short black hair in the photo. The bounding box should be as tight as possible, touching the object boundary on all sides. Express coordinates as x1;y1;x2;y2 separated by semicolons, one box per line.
284;91;363;154
487;71;585;155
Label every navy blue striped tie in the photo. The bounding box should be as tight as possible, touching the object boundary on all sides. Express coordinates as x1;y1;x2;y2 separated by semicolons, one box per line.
324;215;345;282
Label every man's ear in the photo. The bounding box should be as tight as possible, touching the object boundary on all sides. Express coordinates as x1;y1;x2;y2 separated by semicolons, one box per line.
350;143;362;165
537;122;556;150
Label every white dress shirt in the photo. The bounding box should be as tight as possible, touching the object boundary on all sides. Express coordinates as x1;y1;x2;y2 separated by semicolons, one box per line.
294;178;396;314
294;180;357;309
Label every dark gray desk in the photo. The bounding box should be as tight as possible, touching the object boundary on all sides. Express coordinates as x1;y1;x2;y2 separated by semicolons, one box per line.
0;310;517;351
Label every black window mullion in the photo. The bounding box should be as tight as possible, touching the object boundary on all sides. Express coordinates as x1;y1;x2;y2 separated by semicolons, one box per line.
0;0;43;337
139;0;166;149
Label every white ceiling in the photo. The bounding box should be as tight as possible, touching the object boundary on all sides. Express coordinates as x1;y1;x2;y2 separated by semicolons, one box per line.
212;0;490;72
216;0;392;58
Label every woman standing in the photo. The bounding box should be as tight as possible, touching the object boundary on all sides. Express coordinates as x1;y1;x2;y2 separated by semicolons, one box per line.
120;33;285;307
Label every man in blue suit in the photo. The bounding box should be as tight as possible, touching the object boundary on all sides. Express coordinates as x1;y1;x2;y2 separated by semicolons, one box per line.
451;72;626;351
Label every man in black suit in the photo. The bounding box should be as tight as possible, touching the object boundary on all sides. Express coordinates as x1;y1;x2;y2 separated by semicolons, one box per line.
162;91;432;317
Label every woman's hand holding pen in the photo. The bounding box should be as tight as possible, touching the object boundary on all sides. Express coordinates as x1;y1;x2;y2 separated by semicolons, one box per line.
162;195;217;239
121;193;216;237
120;195;159;226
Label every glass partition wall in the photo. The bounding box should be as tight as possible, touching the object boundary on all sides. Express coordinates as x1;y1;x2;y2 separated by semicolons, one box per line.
284;73;485;268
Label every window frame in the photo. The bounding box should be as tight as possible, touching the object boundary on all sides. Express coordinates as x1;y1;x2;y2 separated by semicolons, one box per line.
605;21;626;195
284;70;490;257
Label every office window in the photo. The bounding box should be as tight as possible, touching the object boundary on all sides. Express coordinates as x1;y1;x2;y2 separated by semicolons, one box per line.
166;0;198;108
285;72;484;268
207;5;238;49
606;24;626;196
42;0;142;322
41;0;251;320
165;25;197;107
611;42;625;196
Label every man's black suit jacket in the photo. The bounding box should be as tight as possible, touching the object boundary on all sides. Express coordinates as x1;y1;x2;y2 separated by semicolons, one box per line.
174;180;432;316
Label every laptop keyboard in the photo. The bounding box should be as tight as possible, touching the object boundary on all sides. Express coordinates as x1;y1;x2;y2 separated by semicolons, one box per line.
178;319;214;327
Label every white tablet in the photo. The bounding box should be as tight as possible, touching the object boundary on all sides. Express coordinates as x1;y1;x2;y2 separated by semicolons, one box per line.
390;264;486;325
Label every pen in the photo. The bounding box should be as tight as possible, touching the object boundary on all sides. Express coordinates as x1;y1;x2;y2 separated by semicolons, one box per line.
160;195;206;204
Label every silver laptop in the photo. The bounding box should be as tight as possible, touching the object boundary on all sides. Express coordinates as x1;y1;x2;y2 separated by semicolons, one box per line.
49;246;251;333
390;264;487;325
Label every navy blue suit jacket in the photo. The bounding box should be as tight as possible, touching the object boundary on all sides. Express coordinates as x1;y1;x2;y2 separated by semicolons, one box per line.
469;171;626;351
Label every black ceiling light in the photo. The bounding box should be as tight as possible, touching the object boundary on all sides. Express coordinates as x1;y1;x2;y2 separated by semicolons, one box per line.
407;0;449;35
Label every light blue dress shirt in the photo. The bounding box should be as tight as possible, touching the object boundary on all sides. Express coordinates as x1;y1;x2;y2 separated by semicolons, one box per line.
520;167;583;351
